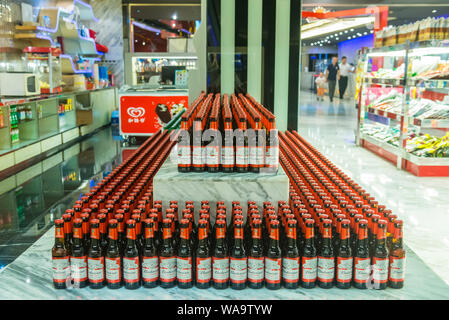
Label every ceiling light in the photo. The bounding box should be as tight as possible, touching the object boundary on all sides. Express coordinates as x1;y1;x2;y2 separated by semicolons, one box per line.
350;28;354;31
344;30;348;33
364;32;367;35
339;32;343;35
336;37;339;40
172;23;176;28
301;17;375;39
172;13;177;20
432;9;437;13
370;30;374;34
330;35;333;38
347;36;351;39
135;39;138;42
142;42;146;45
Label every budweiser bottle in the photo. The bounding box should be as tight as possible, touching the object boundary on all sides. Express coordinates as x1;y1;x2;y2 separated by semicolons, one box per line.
123;219;140;289
282;219;300;289
212;219;229;289
105;219;122;289
230;220;247;290
97;213;108;253
87;219;105;289
336;219;353;289
62;213;73;254
159;218;177;288
177;219;193;288
71;218;88;288
353;219;370;289
300;219;317;289
52;219;70;289
265;220;282;290
247;219;264;289
317;219;334;289
196;219;212;288
388;220;405;289
372;220;389;290
142;219;159;288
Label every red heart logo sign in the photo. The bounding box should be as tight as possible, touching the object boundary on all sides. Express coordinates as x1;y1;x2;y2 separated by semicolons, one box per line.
127;107;145;118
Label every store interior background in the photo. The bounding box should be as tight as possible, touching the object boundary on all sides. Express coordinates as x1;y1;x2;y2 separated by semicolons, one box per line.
1;0;449;296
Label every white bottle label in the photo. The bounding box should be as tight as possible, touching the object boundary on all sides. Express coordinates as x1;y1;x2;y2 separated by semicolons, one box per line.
192;146;202;166
88;257;105;283
236;146;247;166
230;257;247;283
249;146;257;165
212;257;229;282
354;257;371;283
206;146;220;166
282;257;300;282
265;257;281;283
336;257;353;282
221;146;234;166
70;256;87;281
142;256;159;282
301;257;317;282
389;257;406;281
266;146;279;167
247;257;264;282
317;256;335;282
196;257;212;282
123;257;140;282
177;257;192;282
256;146;265;166
178;145;191;165
105;257;121;283
373;257;389;283
52;257;70;282
160;256;177;282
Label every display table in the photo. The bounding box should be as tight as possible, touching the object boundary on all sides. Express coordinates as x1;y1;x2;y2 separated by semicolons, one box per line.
153;157;289;214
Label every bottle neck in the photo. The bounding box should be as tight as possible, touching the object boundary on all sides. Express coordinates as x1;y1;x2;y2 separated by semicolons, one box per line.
340;227;350;247
162;227;172;246
179;227;190;247
215;226;226;247
233;226;244;247
126;227;137;247
321;227;332;247
54;226;65;247
376;227;387;248
251;227;262;247
198;227;208;247
357;227;368;247
392;227;403;248
90;227;100;247
108;227;118;246
73;226;83;246
286;226;297;248
269;227;280;248
304;226;314;247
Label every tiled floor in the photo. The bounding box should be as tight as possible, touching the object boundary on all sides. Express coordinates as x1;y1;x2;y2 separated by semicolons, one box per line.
297;90;449;286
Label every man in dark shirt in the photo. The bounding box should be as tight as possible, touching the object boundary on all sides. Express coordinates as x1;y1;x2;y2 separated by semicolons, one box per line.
325;56;340;102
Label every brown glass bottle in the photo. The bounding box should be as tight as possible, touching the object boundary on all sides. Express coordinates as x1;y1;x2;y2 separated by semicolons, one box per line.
248;219;264;289
336;219;353;289
388;220;405;289
71;218;88;288
123;219;140;289
62;213;73;254
141;219;159;288
212;219;229;289
282;219;300;289
80;213;90;252
265;220;282;290
195;219;212;289
88;219;105;289
230;220;247;290
300;219;317;289
159;219;177;288
317;219;334;289
52;219;70;289
372;220;389;290
105;219;122;289
177;219;193;288
353;220;370;289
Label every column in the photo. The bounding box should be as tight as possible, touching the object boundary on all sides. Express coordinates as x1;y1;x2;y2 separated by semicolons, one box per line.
247;0;263;101
221;0;235;94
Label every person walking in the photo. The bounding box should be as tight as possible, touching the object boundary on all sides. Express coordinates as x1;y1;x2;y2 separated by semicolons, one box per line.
315;72;326;101
325;56;340;102
338;56;354;99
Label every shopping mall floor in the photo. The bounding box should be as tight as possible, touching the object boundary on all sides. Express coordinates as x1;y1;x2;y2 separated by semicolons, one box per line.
0;92;448;299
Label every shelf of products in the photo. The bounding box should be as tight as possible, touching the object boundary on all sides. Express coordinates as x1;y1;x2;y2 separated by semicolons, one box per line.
356;40;449;176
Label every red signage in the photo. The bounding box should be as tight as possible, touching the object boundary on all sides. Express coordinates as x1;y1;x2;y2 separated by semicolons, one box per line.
120;95;188;135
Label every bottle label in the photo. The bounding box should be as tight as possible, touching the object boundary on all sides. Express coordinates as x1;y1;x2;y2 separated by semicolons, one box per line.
354;257;371;283
389;256;406;281
178;145;191;165
192;146;203;166
373;257;389;283
317;256;335;282
235;146;247;166
230;257;247;283
282;257;300;282
221;146;234;167
256;146;265;166
160;256;177;282
266;146;279;167
52;257;70;283
212;257;229;282
265;257;281;283
70;256;87;282
142;256;159;282
301;256;317;282
105;257;121;283
196;257;212;283
87;257;105;283
206;146;220;166
249;146;257;166
123;256;140;283
177;257;192;282
336;257;353;283
248;257;264;282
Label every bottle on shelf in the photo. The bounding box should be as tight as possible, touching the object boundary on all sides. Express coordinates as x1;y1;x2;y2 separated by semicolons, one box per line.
177;219;193;289
159;218;177;288
212;219;229;289
247;219;264;289
335;219;353;289
123;219;140;289
230;220;247;290
353;219;371;289
282;219;300;289
71;218;88;288
195;219;212;289
317;219;334;289
87;219;105;289
300;219;317;289
372;220;389;290
52;219;70;289
265;220;282;290
142;219;159;288
105;219;121;289
388;220;405;289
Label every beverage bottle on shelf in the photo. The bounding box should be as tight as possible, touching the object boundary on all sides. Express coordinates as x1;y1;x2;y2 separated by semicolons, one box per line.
178;118;191;173
317;219;334;289
87;219;105;289
142;219;159;288
387;214;398;251
71;218;88;288
372;220;389;290
230;220;247;290
132;212;143;251
105;219;121;289
115;213;125;254
353;219;370;289
159;219;177;288
248;219;264;289
300;219;317;289
196;219;212;288
282;219;300;289
52;219;70;289
62;213;73;254
335;219;353;289
388;220;405;289
212;219;229;289
97;213;108;253
80;213;90;252
177;219;193;289
149;211;161;249
265;220;282;290
123;219;140;289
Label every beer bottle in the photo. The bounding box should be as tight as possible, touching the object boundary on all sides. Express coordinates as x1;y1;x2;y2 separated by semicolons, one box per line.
131;213;143;252
80;212;90;252
265;220;282;290
115;212;125;253
52;219;70;289
282;219;300;289
142;219;159;288
177;219;193;288
62;213;73;254
97;213;108;253
388;220;405;289
123;219;140;289
317;219;334;289
105;219;121;289
88;219;105;289
353;219;370;289
160;219;177;288
212;219;229;289
71;218;88;288
230;220;247;290
149;211;161;248
196;219;212;288
336;219;353;289
247;219;264;289
372;220;389;290
300;219;317;289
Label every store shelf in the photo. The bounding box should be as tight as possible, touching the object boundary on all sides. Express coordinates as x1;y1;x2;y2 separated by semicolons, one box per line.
367;107;402;121
408;79;449;89
360;133;400;156
412;118;449;128
364;77;405;86
61;54;93;74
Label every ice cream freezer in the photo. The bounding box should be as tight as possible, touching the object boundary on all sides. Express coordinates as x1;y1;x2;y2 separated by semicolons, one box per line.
118;87;188;137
